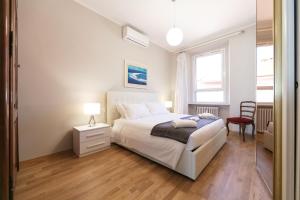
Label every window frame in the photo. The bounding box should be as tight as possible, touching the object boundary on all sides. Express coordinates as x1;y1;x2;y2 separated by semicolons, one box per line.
192;47;229;104
256;44;274;103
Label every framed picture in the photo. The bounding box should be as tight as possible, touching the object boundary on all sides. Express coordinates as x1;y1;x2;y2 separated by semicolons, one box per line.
125;60;148;89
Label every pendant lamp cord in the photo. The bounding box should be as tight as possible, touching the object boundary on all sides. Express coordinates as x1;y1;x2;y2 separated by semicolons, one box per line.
172;0;176;28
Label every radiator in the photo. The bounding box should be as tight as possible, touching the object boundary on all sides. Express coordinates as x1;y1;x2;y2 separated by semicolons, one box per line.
257;106;273;132
196;106;219;117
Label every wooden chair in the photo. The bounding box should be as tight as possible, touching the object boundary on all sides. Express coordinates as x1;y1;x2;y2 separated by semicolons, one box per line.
226;101;256;141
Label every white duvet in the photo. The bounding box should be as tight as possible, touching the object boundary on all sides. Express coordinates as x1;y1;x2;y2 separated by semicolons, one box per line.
112;113;225;169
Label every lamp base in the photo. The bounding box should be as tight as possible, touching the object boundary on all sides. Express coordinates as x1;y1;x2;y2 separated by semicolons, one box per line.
88;115;96;127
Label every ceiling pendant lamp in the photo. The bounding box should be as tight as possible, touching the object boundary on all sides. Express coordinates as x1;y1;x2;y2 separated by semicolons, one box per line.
166;0;183;46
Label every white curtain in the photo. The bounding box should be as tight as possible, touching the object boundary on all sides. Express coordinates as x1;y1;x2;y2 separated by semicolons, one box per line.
174;53;188;114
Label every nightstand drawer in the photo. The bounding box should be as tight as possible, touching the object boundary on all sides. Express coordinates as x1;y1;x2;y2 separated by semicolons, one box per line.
73;123;111;157
80;137;110;155
80;128;110;143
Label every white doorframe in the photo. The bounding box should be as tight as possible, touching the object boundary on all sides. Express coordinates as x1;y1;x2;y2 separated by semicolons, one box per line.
296;0;300;199
281;0;296;199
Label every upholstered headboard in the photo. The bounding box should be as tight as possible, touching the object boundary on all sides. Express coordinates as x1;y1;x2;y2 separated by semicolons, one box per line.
106;90;159;125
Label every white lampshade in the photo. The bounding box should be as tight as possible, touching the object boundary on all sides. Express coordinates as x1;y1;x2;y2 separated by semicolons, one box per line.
84;103;100;115
166;27;183;46
164;101;173;108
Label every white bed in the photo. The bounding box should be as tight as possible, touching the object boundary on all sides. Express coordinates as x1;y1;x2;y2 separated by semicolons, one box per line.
107;91;227;180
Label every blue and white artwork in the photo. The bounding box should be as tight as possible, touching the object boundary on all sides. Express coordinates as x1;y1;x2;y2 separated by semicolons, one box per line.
128;65;147;85
125;62;148;88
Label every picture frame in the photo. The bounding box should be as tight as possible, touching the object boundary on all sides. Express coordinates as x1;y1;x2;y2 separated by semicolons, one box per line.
124;60;148;89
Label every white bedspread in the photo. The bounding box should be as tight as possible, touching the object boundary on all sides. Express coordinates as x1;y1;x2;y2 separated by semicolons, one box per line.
112;113;225;169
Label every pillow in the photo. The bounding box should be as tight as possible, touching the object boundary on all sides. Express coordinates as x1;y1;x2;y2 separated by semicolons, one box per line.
267;122;273;133
171;119;197;128
122;103;151;119
198;112;218;120
146;102;169;115
116;103;127;118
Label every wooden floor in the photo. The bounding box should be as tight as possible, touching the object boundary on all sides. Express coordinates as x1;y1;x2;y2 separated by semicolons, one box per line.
15;132;272;200
256;133;273;193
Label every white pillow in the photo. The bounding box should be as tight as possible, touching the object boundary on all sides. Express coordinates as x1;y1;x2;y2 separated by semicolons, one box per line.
123;103;151;119
116;103;127;118
146;102;169;115
267;122;273;133
172;119;197;128
198;112;218;119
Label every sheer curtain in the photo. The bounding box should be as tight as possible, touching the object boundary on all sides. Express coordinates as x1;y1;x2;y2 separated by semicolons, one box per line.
174;52;189;114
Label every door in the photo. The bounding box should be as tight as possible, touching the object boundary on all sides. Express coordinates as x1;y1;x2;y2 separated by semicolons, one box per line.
0;0;19;199
296;1;300;198
0;0;11;199
9;0;19;195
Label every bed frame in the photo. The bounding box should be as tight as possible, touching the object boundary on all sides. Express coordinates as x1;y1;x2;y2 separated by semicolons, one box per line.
106;90;227;180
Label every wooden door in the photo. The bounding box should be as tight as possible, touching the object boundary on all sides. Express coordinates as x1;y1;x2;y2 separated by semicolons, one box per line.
0;0;18;199
9;0;19;195
0;0;11;199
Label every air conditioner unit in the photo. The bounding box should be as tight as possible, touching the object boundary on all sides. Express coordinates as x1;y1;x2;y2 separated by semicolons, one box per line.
122;26;150;48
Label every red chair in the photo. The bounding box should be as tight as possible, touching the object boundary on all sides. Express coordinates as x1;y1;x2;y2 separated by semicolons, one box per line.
226;101;256;141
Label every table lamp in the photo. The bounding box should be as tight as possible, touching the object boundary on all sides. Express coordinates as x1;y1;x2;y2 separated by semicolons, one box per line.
84;102;100;127
164;101;173;110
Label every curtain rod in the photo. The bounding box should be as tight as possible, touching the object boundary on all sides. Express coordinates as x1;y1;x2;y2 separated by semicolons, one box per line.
175;30;245;54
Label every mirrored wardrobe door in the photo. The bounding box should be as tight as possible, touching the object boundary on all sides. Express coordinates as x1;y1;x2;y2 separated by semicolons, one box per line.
256;0;274;195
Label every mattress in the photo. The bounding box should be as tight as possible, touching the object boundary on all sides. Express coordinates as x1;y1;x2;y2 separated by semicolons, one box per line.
111;113;225;169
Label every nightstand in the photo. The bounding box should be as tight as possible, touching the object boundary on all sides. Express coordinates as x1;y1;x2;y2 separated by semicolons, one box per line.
73;123;111;157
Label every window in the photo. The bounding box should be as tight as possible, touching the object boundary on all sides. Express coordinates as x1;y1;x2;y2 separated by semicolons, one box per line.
193;49;228;103
256;45;274;103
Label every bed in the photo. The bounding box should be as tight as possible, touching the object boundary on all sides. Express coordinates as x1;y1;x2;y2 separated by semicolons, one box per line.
107;91;227;180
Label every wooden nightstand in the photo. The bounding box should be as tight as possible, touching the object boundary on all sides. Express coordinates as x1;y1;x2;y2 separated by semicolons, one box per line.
73;123;111;157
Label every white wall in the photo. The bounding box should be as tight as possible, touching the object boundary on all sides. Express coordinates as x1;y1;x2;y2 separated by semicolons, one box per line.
228;27;256;132
175;26;256;132
18;0;256;161
18;0;173;161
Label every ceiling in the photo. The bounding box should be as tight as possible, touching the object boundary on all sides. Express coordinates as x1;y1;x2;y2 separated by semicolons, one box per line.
74;0;256;52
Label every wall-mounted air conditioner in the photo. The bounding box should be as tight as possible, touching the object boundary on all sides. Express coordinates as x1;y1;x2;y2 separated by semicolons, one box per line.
122;26;150;48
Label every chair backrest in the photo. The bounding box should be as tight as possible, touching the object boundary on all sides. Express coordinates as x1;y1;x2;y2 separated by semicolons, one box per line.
240;101;256;120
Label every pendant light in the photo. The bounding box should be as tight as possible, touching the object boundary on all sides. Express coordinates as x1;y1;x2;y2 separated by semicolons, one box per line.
166;0;183;46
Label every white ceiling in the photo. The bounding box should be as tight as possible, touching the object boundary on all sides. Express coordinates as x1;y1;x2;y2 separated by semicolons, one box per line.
75;0;256;52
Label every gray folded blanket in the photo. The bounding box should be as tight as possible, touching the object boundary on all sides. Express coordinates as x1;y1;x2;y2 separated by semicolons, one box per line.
150;115;219;144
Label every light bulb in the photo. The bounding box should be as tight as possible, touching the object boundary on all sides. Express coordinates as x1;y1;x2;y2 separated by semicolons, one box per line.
166;27;183;46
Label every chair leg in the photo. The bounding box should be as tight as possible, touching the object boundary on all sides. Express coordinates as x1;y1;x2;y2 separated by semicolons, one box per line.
252;123;255;138
242;125;246;142
226;121;230;136
239;125;241;135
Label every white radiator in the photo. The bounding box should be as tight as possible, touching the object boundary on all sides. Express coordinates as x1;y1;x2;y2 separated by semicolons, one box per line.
257;106;273;132
196;106;219;117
